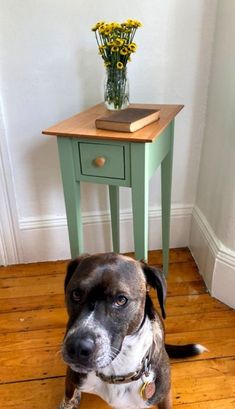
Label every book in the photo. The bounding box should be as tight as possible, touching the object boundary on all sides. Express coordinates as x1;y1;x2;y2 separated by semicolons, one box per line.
95;107;160;133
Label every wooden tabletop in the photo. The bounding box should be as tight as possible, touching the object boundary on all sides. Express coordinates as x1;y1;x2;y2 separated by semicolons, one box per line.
42;103;184;143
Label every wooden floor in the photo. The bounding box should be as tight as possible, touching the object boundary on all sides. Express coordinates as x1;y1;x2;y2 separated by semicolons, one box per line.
0;248;234;408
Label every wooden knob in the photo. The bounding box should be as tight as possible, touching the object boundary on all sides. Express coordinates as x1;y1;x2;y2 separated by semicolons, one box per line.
93;156;106;167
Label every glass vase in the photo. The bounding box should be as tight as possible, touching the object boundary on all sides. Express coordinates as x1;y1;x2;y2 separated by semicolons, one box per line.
104;67;129;111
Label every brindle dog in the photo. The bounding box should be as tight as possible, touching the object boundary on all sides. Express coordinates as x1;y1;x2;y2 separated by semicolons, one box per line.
59;253;205;409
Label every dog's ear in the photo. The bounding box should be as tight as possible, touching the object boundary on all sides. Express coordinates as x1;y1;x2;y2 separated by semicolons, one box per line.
64;254;89;292
141;262;167;319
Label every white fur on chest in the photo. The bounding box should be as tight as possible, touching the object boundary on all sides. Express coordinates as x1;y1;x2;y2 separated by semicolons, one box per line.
80;372;151;409
80;318;161;409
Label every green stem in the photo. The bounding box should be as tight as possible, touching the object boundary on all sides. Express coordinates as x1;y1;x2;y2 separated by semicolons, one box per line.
105;67;128;110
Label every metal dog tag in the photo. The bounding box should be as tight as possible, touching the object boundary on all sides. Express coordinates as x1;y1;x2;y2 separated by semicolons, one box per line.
139;381;156;400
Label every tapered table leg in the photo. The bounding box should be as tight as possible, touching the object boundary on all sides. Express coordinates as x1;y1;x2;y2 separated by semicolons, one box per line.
57;137;84;258
131;144;149;262
161;122;174;276
109;185;120;253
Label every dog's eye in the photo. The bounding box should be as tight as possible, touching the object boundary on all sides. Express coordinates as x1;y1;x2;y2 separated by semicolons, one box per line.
114;295;128;307
71;289;81;302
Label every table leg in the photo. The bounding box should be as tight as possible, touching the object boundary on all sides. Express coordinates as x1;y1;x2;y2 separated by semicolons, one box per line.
109;185;120;253
161;121;174;276
131;144;149;262
57;137;84;258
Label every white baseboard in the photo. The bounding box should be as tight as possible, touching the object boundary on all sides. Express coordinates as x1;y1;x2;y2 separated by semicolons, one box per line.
19;204;193;264
190;206;235;308
9;203;235;309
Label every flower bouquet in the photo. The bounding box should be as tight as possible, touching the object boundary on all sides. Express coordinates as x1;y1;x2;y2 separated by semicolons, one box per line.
92;19;142;110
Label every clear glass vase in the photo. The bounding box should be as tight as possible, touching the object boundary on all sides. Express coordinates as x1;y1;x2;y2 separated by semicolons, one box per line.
104;67;129;111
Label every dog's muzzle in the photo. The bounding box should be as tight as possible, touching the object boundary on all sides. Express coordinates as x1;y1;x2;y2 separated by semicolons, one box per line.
65;334;96;366
62;323;115;372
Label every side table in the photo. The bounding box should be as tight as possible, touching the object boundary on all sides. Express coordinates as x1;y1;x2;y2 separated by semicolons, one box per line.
43;103;183;275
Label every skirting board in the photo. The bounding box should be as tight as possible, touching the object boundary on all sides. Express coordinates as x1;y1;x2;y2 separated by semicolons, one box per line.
190;206;235;309
19;204;192;264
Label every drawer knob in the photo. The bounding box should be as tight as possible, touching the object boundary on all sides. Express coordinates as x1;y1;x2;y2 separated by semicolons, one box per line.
93;156;106;167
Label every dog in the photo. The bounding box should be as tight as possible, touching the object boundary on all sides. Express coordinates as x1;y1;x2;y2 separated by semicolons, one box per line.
59;252;205;409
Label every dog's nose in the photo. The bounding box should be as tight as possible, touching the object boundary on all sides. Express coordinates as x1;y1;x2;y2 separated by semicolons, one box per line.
66;336;95;363
78;337;95;359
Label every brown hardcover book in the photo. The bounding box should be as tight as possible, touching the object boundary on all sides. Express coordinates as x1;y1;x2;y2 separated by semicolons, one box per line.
95;108;160;133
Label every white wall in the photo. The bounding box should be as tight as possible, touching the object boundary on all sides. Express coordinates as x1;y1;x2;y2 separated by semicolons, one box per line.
190;0;235;308
0;0;217;263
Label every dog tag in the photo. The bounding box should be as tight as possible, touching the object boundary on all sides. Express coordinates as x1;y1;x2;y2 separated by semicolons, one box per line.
139;381;156;400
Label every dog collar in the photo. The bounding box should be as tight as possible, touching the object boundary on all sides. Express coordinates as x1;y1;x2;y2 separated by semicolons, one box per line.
96;348;152;384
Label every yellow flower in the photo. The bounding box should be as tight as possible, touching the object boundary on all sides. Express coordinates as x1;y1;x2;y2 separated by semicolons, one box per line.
136;20;142;27
120;46;129;56
124;19;142;28
98;23;106;34
115;38;124;47
117;62;124;69
104;29;111;36
128;42;137;52
111;46;119;52
91;21;105;31
110;22;122;30
98;45;106;54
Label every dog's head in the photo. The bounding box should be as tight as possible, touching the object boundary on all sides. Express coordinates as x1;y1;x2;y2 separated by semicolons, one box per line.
62;253;166;373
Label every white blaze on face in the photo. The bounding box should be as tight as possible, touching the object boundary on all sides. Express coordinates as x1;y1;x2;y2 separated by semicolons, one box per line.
64;311;113;370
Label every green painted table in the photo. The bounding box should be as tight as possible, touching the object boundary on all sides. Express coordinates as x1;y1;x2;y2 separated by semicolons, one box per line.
43;103;183;275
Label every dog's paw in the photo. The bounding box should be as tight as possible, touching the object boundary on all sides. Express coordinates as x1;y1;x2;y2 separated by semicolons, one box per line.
58;401;76;409
58;398;69;409
58;398;71;409
58;395;80;409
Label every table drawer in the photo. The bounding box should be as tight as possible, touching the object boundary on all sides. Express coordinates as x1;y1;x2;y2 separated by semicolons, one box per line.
78;142;125;179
